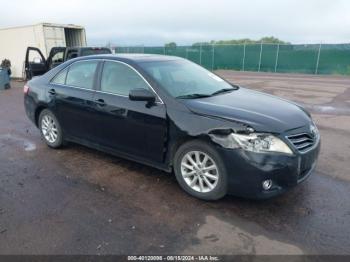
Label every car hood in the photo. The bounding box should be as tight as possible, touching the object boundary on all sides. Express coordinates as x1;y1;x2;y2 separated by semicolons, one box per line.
180;87;311;133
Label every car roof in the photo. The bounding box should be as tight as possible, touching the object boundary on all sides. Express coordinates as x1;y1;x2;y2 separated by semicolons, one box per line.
66;46;110;50
76;53;182;63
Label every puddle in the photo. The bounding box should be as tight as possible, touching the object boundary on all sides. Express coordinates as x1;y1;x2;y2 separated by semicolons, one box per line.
0;134;36;151
182;215;303;255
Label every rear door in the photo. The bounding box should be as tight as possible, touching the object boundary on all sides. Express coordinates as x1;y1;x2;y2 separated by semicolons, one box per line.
47;47;66;69
48;60;100;142
65;49;79;61
25;47;48;80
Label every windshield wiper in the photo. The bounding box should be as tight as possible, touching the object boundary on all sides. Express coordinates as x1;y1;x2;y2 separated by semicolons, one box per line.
176;85;239;99
176;93;212;99
210;86;239;96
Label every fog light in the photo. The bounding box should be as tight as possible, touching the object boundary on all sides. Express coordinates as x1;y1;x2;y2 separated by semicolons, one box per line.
262;179;273;190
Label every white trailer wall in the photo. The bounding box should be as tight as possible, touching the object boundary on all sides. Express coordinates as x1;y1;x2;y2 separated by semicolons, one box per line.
0;24;45;78
0;23;86;78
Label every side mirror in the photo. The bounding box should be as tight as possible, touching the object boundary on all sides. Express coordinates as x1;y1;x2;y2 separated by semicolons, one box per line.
33;57;42;64
129;88;156;103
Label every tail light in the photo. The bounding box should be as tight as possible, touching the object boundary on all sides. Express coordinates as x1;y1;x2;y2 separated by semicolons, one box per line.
23;84;30;94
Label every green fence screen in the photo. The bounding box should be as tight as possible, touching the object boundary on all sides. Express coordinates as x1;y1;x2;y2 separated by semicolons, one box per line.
115;43;350;75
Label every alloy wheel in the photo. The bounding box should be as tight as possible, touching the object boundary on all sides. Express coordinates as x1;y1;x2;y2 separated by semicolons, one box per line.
180;151;219;193
41;115;58;143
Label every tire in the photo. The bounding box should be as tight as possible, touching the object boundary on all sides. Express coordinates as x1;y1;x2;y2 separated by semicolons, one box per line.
174;140;228;200
38;109;64;148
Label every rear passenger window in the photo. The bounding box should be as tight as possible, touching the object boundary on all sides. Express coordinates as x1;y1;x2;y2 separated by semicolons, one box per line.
101;61;149;95
66;61;98;89
51;68;68;85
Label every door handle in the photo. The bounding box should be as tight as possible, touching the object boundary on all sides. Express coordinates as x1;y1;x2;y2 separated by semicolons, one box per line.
48;89;56;96
95;98;106;107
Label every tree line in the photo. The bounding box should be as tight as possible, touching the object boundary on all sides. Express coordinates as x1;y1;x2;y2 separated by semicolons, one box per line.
165;37;289;47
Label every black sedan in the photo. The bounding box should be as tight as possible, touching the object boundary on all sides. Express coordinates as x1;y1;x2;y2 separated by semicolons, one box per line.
24;54;320;200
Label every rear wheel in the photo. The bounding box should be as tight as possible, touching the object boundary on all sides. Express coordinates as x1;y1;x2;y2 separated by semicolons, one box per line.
174;140;228;200
39;109;63;148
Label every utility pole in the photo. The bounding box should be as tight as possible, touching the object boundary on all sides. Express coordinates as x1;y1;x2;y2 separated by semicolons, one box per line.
258;41;263;72
211;44;215;70
274;43;280;73
315;43;322;74
242;42;246;71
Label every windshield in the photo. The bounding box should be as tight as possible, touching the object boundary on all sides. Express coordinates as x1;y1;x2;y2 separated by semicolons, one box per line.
139;59;236;98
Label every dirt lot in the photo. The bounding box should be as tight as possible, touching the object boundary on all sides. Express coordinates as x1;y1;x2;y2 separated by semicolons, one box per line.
1;71;350;255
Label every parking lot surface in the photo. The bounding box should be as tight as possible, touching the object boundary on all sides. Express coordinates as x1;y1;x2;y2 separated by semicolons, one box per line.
1;71;350;255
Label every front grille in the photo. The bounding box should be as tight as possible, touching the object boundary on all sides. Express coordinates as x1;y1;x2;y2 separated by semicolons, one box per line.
299;167;311;180
287;133;316;153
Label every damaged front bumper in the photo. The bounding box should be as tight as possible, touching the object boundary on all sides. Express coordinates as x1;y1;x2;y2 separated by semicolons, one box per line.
216;138;320;199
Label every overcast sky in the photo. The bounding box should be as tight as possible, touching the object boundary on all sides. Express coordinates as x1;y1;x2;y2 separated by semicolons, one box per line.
1;0;349;46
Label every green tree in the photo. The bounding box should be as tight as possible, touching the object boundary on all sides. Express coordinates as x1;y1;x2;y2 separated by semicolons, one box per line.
164;42;177;48
259;36;289;44
206;37;289;45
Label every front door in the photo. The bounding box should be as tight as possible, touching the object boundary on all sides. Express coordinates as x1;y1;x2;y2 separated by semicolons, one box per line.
25;47;48;80
93;60;167;163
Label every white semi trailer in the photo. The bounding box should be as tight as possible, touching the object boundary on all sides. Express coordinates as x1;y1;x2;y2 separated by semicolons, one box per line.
0;23;87;78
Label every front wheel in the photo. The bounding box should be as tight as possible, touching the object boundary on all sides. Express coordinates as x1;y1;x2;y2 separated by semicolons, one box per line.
39;109;64;148
174;140;228;200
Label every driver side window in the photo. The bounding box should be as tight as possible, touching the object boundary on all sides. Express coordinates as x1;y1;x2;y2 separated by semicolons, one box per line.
101;61;149;96
27;50;44;64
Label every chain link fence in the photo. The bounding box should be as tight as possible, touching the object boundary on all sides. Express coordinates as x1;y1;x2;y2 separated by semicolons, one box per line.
115;43;350;75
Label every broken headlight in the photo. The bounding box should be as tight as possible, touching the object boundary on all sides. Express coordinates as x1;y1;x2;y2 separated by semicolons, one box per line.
211;133;293;155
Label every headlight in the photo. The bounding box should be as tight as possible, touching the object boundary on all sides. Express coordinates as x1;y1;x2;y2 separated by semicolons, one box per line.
211;133;293;155
310;121;319;138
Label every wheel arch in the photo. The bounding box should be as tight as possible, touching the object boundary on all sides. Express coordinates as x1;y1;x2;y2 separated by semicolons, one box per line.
171;135;229;200
34;105;48;127
167;134;215;169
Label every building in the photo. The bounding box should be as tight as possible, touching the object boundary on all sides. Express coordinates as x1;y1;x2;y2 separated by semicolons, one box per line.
0;23;87;78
